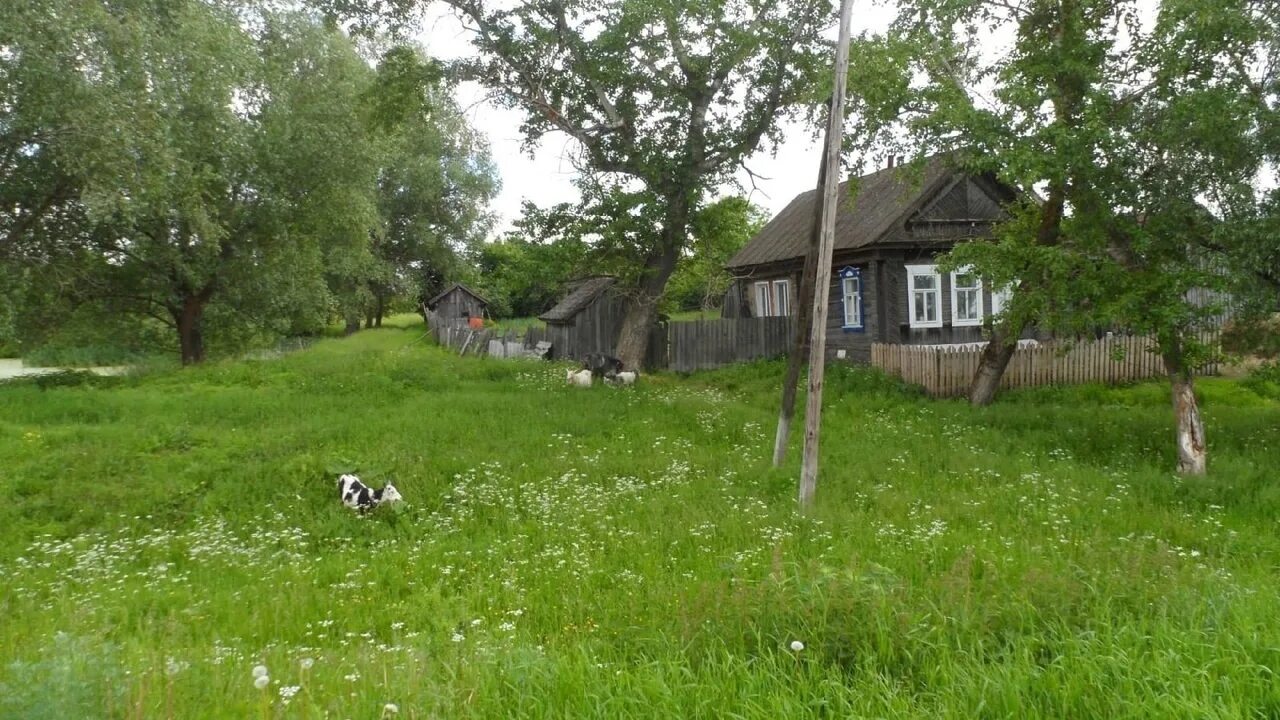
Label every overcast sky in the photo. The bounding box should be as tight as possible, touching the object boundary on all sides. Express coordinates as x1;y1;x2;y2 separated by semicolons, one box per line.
415;6;898;237
414;2;1271;238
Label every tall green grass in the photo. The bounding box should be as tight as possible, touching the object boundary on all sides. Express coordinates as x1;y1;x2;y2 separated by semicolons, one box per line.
1;324;1278;718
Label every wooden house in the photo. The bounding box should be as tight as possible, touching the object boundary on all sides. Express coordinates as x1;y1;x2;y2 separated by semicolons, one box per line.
426;283;489;324
537;276;629;360
724;154;1022;363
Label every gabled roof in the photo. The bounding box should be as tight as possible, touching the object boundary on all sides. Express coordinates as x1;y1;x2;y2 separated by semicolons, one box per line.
726;154;1008;270
539;276;616;323
427;283;488;309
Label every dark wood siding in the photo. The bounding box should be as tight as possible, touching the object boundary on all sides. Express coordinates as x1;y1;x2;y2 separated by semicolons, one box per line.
544;290;629;361
823;261;875;363
433;289;487;320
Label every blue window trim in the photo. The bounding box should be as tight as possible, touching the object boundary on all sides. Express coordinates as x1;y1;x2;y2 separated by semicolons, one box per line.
838;266;865;332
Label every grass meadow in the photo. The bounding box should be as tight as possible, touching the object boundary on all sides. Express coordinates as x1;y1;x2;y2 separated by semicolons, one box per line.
2;318;1279;718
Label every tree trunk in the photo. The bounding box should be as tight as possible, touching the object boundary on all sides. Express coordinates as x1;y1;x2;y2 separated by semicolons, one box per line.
344;316;361;335
615;196;690;370
364;313;375;330
1161;334;1207;475
615;244;682;370
374;295;384;328
967;323;1020;405
965;181;1065;405
176;297;206;365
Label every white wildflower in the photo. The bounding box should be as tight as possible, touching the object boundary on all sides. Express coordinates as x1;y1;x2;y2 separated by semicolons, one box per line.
279;685;300;704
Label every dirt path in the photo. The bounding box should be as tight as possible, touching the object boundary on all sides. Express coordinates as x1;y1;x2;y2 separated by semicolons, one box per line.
0;359;127;380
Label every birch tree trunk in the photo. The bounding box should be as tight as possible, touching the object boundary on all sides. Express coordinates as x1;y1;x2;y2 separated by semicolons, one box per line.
1161;333;1207;475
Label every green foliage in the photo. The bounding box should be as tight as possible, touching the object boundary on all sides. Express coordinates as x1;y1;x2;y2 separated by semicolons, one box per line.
336;0;832;363
473;230;589;319
2;328;1280;715
664;196;768;313
1241;360;1280;400
1;3;495;362
364;46;497;321
849;0;1277;352
1222;314;1280;359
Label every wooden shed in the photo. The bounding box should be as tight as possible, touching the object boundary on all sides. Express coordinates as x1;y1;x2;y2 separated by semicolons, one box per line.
537;276;628;360
426;283;489;324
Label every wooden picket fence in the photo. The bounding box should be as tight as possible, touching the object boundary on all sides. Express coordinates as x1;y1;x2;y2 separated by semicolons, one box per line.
425;311;552;359
424;310;794;371
871;334;1219;397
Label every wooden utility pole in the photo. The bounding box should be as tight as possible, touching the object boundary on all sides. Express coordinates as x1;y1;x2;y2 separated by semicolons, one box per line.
798;0;855;510
771;98;832;468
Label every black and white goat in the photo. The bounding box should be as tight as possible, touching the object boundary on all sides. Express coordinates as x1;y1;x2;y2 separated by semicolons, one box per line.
582;353;624;379
337;474;403;512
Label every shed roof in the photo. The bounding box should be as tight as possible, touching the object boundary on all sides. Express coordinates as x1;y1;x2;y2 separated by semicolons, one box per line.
726;154;968;269
426;283;489;309
539;276;616;323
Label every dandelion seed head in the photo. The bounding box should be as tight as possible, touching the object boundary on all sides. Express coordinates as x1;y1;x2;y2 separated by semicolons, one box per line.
252;664;268;679
254;675;270;690
790;640;805;652
384;702;400;714
300;657;314;670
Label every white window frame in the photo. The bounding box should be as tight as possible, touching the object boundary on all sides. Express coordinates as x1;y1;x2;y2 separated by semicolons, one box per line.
754;281;772;317
839;266;863;329
950;267;984;327
772;279;790;317
990;284;1013;318
906;264;943;329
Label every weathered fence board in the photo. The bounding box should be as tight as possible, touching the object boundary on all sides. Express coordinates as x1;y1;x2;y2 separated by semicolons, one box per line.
666;316;794;372
872;333;1219;397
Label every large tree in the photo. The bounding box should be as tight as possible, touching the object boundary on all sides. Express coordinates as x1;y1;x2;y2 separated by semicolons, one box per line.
335;0;831;367
363;46;498;328
2;2;386;363
848;0;1278;474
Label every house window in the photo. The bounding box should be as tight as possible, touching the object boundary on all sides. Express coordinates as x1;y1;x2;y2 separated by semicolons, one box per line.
906;264;942;328
839;266;863;330
754;279;790;317
772;279;790;317
951;268;983;326
991;285;1013;317
754;281;772;317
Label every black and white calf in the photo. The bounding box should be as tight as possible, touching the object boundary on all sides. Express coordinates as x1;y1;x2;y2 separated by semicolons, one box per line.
337;474;403;512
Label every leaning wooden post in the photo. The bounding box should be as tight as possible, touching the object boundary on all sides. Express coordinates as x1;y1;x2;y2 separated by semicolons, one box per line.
772;96;833;468
799;0;855;510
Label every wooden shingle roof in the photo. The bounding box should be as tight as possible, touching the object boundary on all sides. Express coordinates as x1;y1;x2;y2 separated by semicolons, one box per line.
726;155;960;269
426;283;489;309
538;276;616;323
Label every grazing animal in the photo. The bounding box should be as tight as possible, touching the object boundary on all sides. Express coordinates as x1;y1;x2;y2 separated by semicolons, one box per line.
582;353;624;379
607;370;637;386
565;368;593;387
337;474;403;512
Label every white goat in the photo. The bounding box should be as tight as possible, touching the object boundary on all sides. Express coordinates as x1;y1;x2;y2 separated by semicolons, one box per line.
565;368;593;387
610;371;637;386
